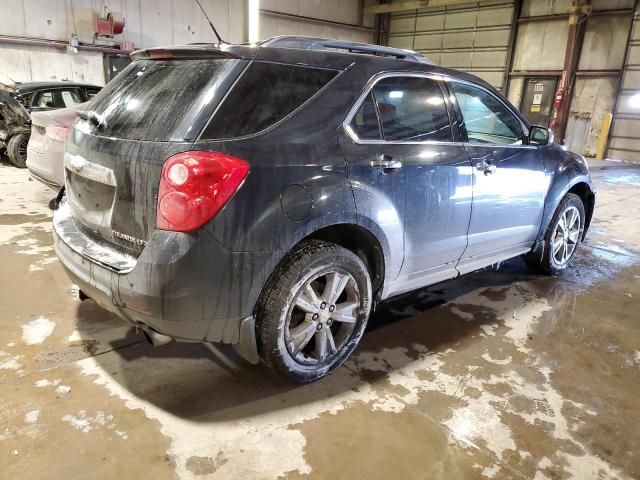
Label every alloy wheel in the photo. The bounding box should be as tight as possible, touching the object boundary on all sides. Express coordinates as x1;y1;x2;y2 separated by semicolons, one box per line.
18;137;28;162
551;205;581;266
285;269;361;365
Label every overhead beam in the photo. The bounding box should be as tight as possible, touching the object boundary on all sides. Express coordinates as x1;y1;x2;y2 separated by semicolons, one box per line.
365;1;427;13
364;0;478;14
260;9;373;32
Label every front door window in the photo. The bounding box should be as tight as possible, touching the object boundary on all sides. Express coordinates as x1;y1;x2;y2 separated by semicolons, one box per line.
450;82;524;145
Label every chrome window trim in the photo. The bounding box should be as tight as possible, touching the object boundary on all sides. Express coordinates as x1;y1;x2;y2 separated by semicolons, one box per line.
343;71;537;150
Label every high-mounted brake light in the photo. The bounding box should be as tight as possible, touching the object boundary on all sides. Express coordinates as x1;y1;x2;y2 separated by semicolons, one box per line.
148;49;172;59
156;151;250;232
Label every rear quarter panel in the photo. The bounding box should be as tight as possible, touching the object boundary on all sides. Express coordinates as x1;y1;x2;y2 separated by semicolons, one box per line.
191;67;364;316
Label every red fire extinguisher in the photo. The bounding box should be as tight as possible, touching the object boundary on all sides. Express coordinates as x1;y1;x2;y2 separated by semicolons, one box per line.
554;89;565;111
550;88;565;133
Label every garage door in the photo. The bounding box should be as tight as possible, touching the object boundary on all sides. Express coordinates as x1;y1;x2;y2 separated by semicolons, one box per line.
387;1;515;91
609;5;640;163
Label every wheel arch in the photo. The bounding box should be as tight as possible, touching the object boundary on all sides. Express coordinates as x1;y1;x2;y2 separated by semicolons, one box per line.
567;181;595;240
538;175;595;244
252;219;390;321
303;223;386;297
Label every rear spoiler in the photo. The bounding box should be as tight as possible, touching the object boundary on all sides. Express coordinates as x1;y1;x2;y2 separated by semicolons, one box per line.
131;45;250;61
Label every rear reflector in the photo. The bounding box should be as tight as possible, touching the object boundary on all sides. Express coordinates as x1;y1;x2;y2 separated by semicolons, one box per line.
156;151;250;232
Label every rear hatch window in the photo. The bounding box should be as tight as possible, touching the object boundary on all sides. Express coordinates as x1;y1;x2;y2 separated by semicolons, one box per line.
202;62;338;139
86;59;240;141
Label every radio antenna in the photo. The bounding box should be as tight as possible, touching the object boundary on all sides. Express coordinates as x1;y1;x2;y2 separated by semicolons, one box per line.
194;0;226;44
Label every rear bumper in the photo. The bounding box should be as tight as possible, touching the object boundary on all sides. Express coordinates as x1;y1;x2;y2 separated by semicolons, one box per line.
26;143;64;189
53;201;274;363
28;166;62;190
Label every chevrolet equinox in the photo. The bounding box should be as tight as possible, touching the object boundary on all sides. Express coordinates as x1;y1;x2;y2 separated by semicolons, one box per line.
53;36;595;382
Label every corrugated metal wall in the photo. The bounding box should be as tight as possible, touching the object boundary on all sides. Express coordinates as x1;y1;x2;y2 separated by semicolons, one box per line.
387;0;515;91
609;3;640;162
260;0;374;43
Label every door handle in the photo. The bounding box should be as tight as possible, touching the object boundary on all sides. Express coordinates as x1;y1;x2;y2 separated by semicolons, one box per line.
476;159;496;175
370;155;403;174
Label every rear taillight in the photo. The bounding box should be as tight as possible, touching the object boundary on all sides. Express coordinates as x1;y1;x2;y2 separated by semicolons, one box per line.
46;126;69;142
156;151;250;232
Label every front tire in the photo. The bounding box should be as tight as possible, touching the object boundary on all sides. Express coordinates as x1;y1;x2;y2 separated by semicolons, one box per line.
7;133;29;168
525;193;585;275
256;240;372;383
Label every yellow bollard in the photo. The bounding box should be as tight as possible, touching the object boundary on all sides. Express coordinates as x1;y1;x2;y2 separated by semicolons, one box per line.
596;113;613;160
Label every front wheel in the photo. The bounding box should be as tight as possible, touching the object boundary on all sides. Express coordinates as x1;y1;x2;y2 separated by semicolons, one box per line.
256;240;372;383
525;193;585;275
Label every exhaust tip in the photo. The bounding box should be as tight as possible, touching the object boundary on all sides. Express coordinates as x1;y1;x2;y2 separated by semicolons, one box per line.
141;327;172;347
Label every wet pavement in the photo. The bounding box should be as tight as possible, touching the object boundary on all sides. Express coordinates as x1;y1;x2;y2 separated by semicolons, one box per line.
1;162;639;479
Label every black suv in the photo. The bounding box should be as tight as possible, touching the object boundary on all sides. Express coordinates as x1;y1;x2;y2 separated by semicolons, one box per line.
53;36;594;382
0;81;100;167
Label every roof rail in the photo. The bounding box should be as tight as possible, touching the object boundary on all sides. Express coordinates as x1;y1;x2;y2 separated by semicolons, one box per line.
260;36;431;64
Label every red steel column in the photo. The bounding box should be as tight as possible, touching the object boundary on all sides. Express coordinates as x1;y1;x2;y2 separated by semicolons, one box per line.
551;0;591;144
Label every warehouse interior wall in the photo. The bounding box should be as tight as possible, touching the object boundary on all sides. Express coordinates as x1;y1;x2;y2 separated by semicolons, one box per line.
0;0;375;85
0;0;245;49
509;0;634;158
0;43;105;85
1;0;638;162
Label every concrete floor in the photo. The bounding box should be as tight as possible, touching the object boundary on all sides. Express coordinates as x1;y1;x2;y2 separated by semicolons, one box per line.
1;163;639;480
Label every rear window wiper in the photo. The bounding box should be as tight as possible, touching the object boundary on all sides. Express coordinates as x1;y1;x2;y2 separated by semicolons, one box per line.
76;110;106;129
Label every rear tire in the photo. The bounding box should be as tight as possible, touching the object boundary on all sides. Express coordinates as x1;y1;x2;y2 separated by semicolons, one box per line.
256;240;372;383
524;193;585;275
7;133;29;168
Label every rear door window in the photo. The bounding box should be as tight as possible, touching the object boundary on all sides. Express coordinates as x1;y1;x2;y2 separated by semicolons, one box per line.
372;76;452;142
86;59;238;141
202;62;338;139
61;89;83;107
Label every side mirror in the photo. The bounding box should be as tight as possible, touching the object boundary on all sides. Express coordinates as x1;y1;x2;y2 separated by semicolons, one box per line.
529;126;554;146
